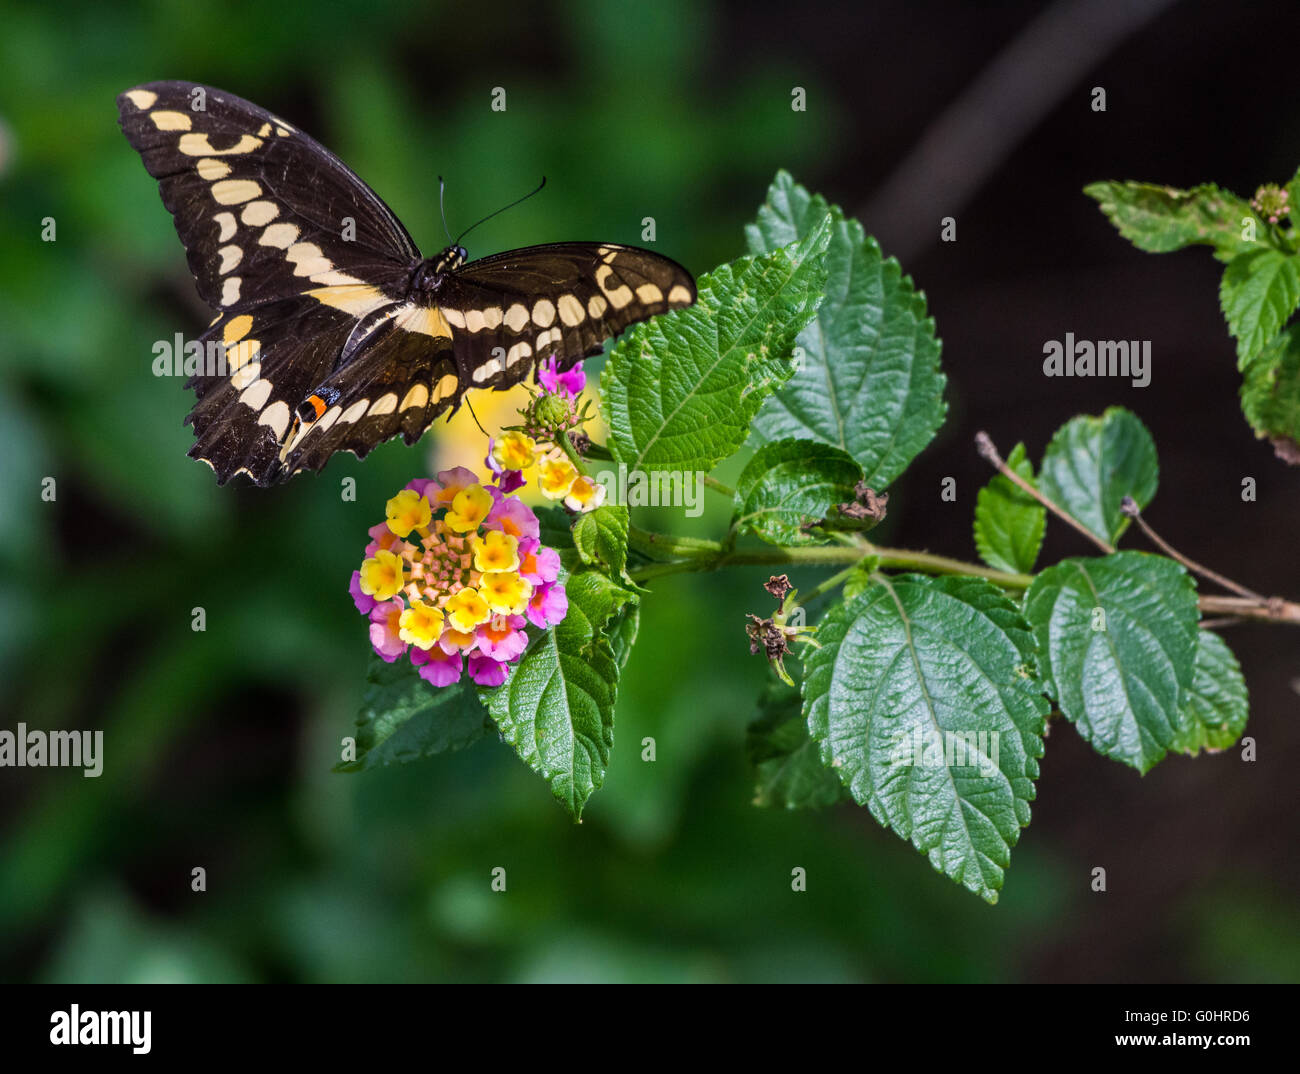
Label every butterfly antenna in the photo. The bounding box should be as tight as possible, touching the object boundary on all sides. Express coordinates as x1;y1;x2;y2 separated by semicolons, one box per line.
454;176;546;246
463;394;491;439
437;176;453;245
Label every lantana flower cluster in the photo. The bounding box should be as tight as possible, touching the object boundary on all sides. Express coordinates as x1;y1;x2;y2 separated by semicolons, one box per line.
349;468;567;687
485;356;607;513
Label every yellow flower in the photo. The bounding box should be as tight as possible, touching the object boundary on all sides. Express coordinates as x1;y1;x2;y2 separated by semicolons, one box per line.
445;484;494;533
538;456;578;500
472;529;520;573
439;627;478;652
492;431;537;472
564;475;607;513
359;549;405;600
385;489;432;538
398;600;445;650
480;570;533;615
445;586;492;632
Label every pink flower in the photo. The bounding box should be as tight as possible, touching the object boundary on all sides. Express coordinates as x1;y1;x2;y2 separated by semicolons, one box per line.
476;614;529;661
350;570;377;614
412;644;463;687
483;495;540;541
467;650;510;687
538;355;586;398
368;599;408;662
527;580;568;629
517;538;560;586
364;522;405;558
404;477;439;500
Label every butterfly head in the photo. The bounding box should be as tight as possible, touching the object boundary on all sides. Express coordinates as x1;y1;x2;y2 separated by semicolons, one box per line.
434;245;468;273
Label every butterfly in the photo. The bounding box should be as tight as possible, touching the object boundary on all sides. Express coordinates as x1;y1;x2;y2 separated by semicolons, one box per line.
117;81;697;486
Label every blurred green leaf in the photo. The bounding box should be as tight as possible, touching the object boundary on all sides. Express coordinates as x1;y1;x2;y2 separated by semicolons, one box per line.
335;653;492;773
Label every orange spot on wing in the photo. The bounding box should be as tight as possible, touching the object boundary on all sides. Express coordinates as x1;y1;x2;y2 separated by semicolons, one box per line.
307;394;326;419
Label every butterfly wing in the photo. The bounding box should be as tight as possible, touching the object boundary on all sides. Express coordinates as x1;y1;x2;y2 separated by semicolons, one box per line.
117;81;418;310
436;242;697;393
120;82;698;486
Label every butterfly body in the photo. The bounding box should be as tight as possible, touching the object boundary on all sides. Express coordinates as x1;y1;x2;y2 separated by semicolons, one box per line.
117;81;696;486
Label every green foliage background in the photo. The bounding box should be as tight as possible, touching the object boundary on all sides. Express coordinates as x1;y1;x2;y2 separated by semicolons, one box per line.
0;0;1296;982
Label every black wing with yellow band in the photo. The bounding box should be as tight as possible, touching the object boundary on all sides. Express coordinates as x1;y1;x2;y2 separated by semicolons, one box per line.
118;80;696;486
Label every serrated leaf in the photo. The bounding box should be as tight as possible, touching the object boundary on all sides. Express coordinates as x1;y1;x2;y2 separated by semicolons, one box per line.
973;442;1045;574
1219;247;1300;367
335;653;491;772
484;570;628;819
1172;630;1249;755
803;574;1048;904
572;504;630;579
1024;551;1199;773
746;171;946;487
731;437;863;545
1084;181;1256;263
1038;407;1158;547
1240;325;1300;463
747;682;848;809
601;215;830;475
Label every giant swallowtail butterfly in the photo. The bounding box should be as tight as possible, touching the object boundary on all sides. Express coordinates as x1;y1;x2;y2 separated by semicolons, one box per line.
117;81;697;486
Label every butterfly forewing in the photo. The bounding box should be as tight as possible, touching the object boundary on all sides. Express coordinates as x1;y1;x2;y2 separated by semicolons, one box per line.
119;81;697;486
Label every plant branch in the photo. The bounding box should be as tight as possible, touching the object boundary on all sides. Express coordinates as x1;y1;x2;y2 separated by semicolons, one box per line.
1120;496;1263;600
975;430;1115;553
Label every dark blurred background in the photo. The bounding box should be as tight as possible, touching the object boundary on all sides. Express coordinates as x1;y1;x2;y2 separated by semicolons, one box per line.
1;0;1297;983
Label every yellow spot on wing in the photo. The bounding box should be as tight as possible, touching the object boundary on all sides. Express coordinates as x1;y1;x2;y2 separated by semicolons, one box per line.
239;378;272;410
214;212;237;241
305;284;389;317
557;293;585;326
240;201;279;226
221;276;242;305
432;373;459;401
226;339;261;371
179;132;263;156
636;283;664;304
150;110;192;130
532;299;556;327
504;303;530;332
258;223;300;248
211;179;261;205
395;305;452;339
258;400;291;439
195;158;231;180
217;245;243;274
667;284;693;305
368;393;398;416
223;315;254;344
124;89;157;110
231;361;262;390
400;383;429;410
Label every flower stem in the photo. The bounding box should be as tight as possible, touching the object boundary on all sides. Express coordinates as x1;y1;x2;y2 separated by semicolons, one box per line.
703;474;735;497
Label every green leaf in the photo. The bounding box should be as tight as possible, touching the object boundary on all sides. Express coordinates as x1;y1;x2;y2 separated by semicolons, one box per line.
731;437;863;545
747;682;848;809
1024;552;1199;773
601;214;831;475
1038;407;1158;547
535;505;575;550
746;171;946;487
1240;325;1300;463
1288;167;1300;229
572;504;630;580
1172;630;1249;755
973;442;1046;574
803;575;1048;904
1084;181;1256;262
608;602;640;671
1219;247;1300;367
334;653;491;772
484;569;633;819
